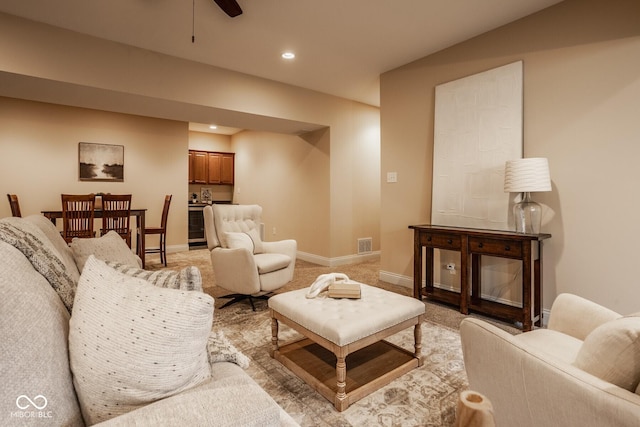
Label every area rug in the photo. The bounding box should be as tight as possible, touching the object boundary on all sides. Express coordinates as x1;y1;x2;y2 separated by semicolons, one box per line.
146;249;517;426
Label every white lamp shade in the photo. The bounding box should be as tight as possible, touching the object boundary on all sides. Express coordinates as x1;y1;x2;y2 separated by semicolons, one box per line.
504;157;551;193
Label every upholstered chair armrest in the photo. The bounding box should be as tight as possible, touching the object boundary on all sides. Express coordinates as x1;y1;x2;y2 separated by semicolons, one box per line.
547;293;621;340
460;317;640;427
262;239;297;259
210;247;261;295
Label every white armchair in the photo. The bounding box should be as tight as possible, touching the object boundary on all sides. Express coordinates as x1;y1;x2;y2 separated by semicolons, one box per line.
460;293;640;427
203;204;296;310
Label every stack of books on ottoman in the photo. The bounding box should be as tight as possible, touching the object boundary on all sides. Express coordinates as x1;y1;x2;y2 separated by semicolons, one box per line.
328;281;361;299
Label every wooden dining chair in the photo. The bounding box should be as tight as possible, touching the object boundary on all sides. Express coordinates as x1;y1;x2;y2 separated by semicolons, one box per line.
139;195;172;266
61;193;96;243
100;194;132;247
6;194;22;217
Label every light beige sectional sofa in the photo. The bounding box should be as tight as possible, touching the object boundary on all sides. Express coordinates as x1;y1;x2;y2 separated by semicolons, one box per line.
461;293;640;427
0;214;297;426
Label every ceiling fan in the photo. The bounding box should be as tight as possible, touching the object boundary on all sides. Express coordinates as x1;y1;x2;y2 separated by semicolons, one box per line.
212;0;243;17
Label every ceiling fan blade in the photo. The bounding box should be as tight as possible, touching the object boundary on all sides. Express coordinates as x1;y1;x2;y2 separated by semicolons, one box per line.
213;0;243;17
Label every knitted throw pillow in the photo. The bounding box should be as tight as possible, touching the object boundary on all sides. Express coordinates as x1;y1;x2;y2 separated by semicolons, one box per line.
105;261;203;292
207;330;250;369
69;256;214;424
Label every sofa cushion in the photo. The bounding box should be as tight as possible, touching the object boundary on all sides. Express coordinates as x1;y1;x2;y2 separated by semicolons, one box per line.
69;230;142;272
69;256;214;424
96;375;281;427
254;253;291;274
573;315;640;392
0;241;84;427
105;261;203;292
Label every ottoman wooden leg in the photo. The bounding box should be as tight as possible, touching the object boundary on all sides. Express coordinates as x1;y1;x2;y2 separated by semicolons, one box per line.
414;318;423;366
270;316;279;357
335;354;348;411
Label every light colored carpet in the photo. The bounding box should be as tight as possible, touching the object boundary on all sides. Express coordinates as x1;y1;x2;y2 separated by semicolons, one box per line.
146;249;518;426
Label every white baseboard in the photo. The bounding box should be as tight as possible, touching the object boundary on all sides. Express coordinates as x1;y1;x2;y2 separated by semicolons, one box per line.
297;251;380;268
379;270;413;288
146;244;189;254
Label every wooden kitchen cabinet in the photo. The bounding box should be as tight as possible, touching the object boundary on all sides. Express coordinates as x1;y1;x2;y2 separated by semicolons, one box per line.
220;153;234;184
207;152;235;184
189;150;208;184
189;150;234;185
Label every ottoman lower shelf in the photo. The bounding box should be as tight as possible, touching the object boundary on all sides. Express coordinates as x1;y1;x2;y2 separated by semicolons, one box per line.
273;337;420;411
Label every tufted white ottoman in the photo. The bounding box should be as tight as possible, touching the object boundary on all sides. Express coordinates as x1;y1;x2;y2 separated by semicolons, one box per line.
268;283;425;411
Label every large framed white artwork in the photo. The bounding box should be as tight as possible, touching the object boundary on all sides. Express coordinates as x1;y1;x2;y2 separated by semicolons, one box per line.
431;61;523;231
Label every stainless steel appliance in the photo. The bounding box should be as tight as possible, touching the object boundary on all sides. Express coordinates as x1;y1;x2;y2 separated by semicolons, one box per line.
188;204;207;248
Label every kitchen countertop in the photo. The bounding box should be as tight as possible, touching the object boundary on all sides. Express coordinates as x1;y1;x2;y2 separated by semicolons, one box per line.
189;201;232;207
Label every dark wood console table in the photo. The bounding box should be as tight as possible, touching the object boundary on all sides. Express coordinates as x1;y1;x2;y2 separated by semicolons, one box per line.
409;225;551;331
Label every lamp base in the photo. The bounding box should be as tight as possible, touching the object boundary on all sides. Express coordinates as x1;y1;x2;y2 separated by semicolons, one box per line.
514;192;542;234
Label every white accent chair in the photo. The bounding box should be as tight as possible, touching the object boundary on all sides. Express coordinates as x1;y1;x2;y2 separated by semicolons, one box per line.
460;293;640;427
203;204;296;310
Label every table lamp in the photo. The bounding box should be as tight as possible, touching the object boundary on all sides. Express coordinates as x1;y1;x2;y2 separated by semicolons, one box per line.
504;157;551;234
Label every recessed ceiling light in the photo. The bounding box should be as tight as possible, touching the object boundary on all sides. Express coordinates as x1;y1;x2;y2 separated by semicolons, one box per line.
209;125;218;129
281;52;295;60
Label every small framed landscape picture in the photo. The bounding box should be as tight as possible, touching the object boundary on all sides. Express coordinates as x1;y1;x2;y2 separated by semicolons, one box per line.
79;142;124;182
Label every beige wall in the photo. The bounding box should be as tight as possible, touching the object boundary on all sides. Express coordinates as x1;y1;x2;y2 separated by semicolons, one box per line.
0;97;188;249
380;0;640;314
231;130;331;258
0;12;380;263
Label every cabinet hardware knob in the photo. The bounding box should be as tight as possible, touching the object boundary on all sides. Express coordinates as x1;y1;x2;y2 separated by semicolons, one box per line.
505;245;510;251
478;242;484;248
447;239;452;244
427;236;432;242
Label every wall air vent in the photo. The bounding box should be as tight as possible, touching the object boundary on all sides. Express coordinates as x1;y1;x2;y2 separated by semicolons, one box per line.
357;237;372;254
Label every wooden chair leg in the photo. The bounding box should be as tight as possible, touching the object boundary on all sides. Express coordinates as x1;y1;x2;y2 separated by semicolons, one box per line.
160;233;167;266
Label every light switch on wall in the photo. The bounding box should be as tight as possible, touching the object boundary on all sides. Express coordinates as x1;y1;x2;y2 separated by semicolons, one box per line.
387;172;398;183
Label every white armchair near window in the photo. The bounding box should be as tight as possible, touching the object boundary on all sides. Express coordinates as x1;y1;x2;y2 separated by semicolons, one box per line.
203;204;296;310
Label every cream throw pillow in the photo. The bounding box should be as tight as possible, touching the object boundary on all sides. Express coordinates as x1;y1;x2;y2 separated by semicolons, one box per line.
69;256;214;424
245;228;263;254
70;230;142;272
573;316;640;391
224;231;253;252
224;230;263;254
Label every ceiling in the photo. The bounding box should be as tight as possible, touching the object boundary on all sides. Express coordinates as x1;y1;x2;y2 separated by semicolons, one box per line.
0;0;563;133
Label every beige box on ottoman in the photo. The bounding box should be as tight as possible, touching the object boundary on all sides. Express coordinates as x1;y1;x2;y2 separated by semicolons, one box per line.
269;283;425;411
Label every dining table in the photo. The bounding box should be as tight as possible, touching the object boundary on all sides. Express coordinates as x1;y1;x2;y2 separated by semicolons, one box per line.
41;208;147;268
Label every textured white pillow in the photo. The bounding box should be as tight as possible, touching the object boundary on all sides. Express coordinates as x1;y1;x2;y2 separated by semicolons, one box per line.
224;231;253;252
224;230;263;254
245;228;263;254
573;316;640;391
70;230;142;272
69;256;214;424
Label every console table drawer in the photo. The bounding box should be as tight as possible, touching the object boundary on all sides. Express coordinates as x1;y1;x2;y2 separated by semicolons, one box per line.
469;237;522;258
420;233;461;250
